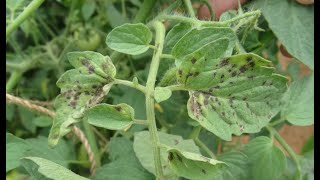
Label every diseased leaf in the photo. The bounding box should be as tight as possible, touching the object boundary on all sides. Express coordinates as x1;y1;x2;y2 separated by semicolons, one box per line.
6;133;31;172
93;137;155;180
154;87;172;103
106;23;152;55
49;51;115;147
21;157;89;180
163;23;192;54
86;103;134;130
281;74;314;126
251;0;314;69
183;53;287;140
243;136;286;180
167;148;225;180
172;27;236;59
133;131;200;179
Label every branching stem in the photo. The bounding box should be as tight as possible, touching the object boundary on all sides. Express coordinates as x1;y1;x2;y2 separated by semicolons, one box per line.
145;21;166;180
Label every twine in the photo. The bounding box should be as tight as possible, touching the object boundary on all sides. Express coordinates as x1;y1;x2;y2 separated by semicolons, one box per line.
6;93;97;175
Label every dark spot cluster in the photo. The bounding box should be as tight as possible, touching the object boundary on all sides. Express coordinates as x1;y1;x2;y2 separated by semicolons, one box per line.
220;58;229;67
115;106;122;112
81;59;95;74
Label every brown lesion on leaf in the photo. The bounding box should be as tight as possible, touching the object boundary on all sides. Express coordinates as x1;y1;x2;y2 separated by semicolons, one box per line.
246;56;253;62
115;106;122;112
239;65;248;73
220;58;229;67
201;169;207;174
190;94;202;119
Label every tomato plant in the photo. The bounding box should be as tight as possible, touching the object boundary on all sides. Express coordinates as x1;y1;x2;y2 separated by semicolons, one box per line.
6;0;314;180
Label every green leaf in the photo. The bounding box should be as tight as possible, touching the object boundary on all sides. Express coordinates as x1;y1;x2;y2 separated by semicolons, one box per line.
301;135;313;154
6;133;31;172
49;51;115;147
184;53;287;140
93;137;155;180
21;157;89;180
81;0;96;21
217;150;250;180
167;148;225;180
86;103;134;130
25;136;76;168
281;74;314;126
172;27;236;59
154;87;172;103
17;106;37;133
163;23;192;54
32;116;52;127
106;23;152;55
243;136;286;180
133;131;200;178
251;0;314;69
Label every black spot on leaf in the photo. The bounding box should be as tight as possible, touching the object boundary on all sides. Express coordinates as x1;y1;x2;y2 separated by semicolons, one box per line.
191;58;196;64
239;65;247;73
220;58;229;67
193;72;200;77
201;169;207;174
231;71;237;77
115;106;122;112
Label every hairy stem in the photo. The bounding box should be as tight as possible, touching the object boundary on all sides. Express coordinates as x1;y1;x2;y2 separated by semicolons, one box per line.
145;21;166;179
183;0;196;19
6;0;45;38
267;126;301;178
82;119;101;168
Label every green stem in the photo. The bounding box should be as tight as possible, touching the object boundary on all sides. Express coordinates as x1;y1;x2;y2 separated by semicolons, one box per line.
82;119;101;168
121;0;126;18
190;126;216;158
145;21;166;180
6;71;23;93
114;79;147;94
133;119;149;126
269;117;286;127
160;54;174;59
6;0;45;38
267;126;301;179
166;84;187;92
183;0;196;19
6;62;24;71
201;0;215;21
